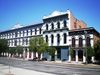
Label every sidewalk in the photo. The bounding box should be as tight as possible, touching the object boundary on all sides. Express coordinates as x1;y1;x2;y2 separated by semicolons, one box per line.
43;61;100;69
0;64;55;75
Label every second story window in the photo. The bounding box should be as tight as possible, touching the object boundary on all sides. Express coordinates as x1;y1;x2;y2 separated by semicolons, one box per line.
63;33;67;44
57;21;60;29
51;34;54;44
46;24;48;30
79;37;83;47
51;23;54;30
57;34;60;45
86;37;91;47
72;37;75;47
45;35;48;43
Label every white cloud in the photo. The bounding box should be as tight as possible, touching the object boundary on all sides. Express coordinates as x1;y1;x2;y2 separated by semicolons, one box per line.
43;10;67;19
11;23;23;29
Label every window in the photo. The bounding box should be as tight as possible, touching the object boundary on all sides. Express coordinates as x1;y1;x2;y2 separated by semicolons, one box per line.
22;39;24;45
86;37;91;47
39;28;41;34
27;30;28;36
45;35;48;43
51;23;54;30
26;38;28;45
57;34;60;45
35;29;37;35
15;32;17;37
51;34;54;44
64;20;67;27
72;37;75;47
63;33;67;44
57;21;60;29
30;29;32;35
79;37;83;47
14;40;17;46
46;24;48;30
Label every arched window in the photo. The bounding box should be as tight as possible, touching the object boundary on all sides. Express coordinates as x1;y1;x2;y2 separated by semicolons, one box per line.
51;23;54;30
57;21;60;29
72;37;75;47
51;34;54;44
46;24;48;30
86;37;91;47
45;35;48;43
63;33;67;44
57;34;60;45
79;37;83;47
64;20;67;27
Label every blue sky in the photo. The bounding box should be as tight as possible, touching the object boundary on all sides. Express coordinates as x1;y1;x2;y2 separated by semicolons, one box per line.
0;0;100;32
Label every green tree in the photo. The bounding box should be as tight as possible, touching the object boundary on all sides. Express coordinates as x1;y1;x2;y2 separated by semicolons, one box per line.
86;47;94;63
29;37;38;58
16;45;23;57
47;47;56;61
94;39;100;61
29;36;48;60
38;37;48;59
69;48;74;60
8;47;16;57
0;39;8;56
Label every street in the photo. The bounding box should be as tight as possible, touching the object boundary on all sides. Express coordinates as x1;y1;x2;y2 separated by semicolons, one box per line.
0;57;100;75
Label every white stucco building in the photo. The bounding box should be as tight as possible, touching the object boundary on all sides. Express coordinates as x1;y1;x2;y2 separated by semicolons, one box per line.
0;10;100;63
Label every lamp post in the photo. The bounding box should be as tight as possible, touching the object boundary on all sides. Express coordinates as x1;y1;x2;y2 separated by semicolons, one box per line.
84;30;87;64
6;48;14;75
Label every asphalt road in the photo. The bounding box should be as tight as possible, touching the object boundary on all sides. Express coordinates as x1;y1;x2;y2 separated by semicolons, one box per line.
0;57;100;75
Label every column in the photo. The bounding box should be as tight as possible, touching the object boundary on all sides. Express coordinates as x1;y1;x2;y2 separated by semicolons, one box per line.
27;49;29;59
68;47;71;62
83;55;86;63
91;56;95;63
31;52;33;59
83;50;86;63
55;50;57;61
23;49;25;60
68;55;71;62
75;50;78;63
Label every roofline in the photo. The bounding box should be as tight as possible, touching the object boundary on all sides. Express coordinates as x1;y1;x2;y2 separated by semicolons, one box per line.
69;27;100;35
0;23;43;34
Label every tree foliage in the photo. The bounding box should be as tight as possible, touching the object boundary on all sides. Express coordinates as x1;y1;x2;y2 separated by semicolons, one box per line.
47;46;56;61
16;45;23;55
94;39;100;60
69;48;74;59
29;36;48;59
0;39;8;55
29;37;38;52
47;47;56;56
9;47;16;56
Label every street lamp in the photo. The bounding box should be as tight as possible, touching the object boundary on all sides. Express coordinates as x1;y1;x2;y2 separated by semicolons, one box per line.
84;30;87;64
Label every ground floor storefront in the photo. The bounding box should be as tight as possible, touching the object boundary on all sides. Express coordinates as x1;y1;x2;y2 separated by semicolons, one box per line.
0;47;95;63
